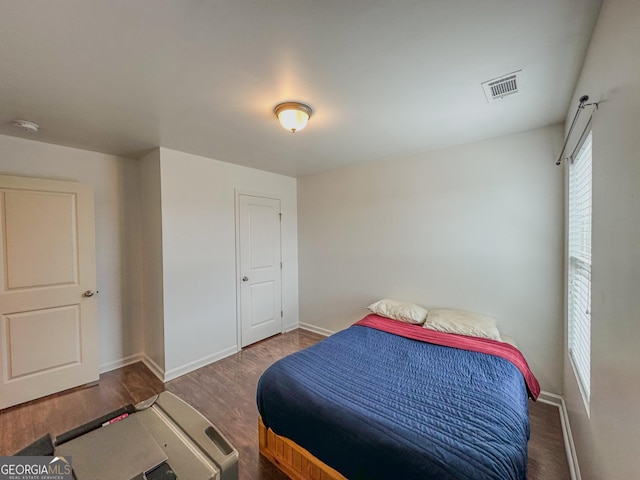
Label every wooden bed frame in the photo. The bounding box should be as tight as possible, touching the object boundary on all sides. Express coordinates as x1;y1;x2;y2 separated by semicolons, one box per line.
259;417;346;480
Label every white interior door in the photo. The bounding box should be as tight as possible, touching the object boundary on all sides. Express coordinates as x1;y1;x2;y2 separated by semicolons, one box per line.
0;175;98;409
238;194;282;348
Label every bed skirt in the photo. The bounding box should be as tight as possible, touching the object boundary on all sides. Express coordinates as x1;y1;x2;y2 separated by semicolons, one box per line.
258;417;346;480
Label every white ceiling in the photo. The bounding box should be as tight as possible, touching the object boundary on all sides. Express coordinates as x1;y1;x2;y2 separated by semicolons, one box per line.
0;0;602;177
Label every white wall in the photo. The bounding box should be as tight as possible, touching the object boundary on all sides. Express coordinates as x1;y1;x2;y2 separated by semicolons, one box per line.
562;0;640;478
0;134;143;371
0;137;298;384
137;146;300;380
157;148;299;379
139;149;165;374
298;125;564;393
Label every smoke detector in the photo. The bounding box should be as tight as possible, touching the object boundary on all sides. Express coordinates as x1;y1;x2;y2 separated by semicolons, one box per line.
481;71;521;102
12;119;39;132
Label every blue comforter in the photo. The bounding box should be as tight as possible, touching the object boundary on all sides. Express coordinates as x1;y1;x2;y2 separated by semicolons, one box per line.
257;325;530;480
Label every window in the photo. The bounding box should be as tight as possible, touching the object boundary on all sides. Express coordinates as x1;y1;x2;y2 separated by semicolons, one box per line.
568;131;592;408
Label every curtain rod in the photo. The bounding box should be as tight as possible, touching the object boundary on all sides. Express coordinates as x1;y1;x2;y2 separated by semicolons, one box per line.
556;95;599;166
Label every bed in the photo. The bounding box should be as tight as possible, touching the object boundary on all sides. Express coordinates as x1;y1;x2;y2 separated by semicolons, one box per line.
257;313;540;480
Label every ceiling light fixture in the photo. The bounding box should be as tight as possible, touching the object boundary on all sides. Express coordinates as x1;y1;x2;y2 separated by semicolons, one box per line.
12;119;39;133
274;102;312;133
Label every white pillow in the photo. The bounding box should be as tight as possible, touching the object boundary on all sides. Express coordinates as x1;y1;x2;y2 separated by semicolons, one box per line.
367;299;428;325
423;309;502;341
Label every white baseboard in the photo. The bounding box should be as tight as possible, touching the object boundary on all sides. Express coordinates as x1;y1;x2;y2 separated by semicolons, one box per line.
99;345;242;383
537;390;581;480
99;353;145;374
537;390;562;407
99;352;165;382
162;345;238;382
298;322;335;337
141;355;165;382
283;322;300;333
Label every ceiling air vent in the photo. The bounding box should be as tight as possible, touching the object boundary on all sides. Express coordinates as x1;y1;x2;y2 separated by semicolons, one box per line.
481;70;521;102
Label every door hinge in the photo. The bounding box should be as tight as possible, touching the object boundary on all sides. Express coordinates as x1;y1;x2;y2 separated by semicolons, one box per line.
281;310;284;318
280;262;283;269
279;213;282;220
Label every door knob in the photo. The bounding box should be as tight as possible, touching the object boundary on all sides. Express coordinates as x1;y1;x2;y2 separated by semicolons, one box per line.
242;276;249;282
83;290;96;297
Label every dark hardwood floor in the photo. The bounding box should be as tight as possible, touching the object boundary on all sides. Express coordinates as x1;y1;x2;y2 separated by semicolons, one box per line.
0;329;570;479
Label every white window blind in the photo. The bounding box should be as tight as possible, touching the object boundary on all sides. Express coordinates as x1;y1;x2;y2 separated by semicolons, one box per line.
568;131;592;403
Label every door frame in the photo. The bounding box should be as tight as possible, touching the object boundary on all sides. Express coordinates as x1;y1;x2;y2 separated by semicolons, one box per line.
234;189;284;351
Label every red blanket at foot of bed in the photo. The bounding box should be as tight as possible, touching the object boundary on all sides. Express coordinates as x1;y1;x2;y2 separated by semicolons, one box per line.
354;314;541;399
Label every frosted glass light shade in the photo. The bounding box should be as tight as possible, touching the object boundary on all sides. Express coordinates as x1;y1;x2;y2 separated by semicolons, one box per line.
274;102;312;133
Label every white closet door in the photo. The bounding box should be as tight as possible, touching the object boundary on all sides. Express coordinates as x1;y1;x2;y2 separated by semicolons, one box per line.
0;175;98;409
238;194;282;347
